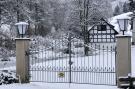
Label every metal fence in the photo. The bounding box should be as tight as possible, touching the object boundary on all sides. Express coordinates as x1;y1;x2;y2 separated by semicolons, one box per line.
29;35;116;85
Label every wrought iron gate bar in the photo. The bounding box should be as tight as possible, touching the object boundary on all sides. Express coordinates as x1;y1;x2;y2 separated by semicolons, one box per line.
29;67;115;72
29;70;115;74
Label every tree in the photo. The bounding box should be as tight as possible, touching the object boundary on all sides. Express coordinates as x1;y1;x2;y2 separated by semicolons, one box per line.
129;0;135;11
113;5;121;16
123;2;129;13
0;0;113;39
65;0;113;56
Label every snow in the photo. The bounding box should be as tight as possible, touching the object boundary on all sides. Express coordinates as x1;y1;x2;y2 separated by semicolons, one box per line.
0;57;16;71
0;24;11;37
0;24;10;33
0;83;118;89
131;46;135;76
0;45;133;89
15;38;31;40
125;30;132;36
0;44;117;88
15;22;28;25
0;42;134;89
30;50;115;68
111;0;128;11
0;21;135;88
110;12;132;33
29;53;116;85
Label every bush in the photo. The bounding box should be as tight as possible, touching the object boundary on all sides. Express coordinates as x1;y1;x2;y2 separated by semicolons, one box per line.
62;48;74;54
0;70;19;85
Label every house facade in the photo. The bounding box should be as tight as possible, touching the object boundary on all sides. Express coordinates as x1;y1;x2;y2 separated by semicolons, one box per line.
88;18;118;43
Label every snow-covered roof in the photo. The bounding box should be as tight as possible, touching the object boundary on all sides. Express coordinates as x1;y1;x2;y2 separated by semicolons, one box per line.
88;18;118;35
110;12;133;36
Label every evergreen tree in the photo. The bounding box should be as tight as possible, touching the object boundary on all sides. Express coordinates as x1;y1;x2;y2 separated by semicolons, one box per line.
113;5;120;16
129;0;135;11
123;2;129;13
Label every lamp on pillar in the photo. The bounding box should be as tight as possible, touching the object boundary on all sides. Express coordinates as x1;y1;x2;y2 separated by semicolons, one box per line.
15;22;29;38
15;21;30;83
117;19;130;35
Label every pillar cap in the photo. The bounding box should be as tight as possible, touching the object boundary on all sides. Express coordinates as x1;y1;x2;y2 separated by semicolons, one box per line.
15;38;31;40
116;35;132;38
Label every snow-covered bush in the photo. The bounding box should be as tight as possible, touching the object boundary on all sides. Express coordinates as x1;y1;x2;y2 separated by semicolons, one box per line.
0;48;11;61
30;36;53;50
30;35;68;51
29;34;99;57
0;38;16;61
0;70;19;85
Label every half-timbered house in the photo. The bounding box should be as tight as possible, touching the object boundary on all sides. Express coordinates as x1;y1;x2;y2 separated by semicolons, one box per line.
88;18;118;43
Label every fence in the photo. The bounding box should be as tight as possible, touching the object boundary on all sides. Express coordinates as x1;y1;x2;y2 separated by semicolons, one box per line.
29;35;116;85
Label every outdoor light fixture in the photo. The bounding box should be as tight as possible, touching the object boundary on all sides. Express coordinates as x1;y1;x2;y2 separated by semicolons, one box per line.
117;19;130;35
15;22;29;38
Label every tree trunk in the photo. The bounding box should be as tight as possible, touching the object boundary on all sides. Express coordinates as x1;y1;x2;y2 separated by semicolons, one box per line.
82;0;89;56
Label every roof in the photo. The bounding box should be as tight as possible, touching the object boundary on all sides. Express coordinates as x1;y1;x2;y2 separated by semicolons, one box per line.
88;18;119;34
109;12;133;32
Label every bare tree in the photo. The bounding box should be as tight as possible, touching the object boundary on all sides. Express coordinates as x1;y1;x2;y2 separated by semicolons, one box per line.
65;0;113;56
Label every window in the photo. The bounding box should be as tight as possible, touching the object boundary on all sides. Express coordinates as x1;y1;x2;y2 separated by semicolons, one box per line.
97;25;107;31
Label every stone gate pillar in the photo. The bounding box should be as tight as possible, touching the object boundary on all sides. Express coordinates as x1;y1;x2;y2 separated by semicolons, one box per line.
116;35;131;87
16;38;30;83
132;18;135;45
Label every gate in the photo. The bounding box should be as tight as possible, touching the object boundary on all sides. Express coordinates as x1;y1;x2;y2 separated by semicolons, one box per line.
29;34;116;85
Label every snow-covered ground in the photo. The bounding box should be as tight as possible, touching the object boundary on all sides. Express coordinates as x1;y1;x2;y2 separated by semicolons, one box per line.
0;40;134;89
0;82;118;89
0;46;134;89
0;45;134;89
0;57;16;69
0;46;116;88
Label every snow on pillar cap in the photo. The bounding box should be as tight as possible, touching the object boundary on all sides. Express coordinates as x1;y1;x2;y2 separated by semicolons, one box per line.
15;22;29;25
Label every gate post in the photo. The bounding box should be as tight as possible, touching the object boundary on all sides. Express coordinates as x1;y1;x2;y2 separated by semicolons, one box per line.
132;18;135;45
116;35;131;87
15;38;30;83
